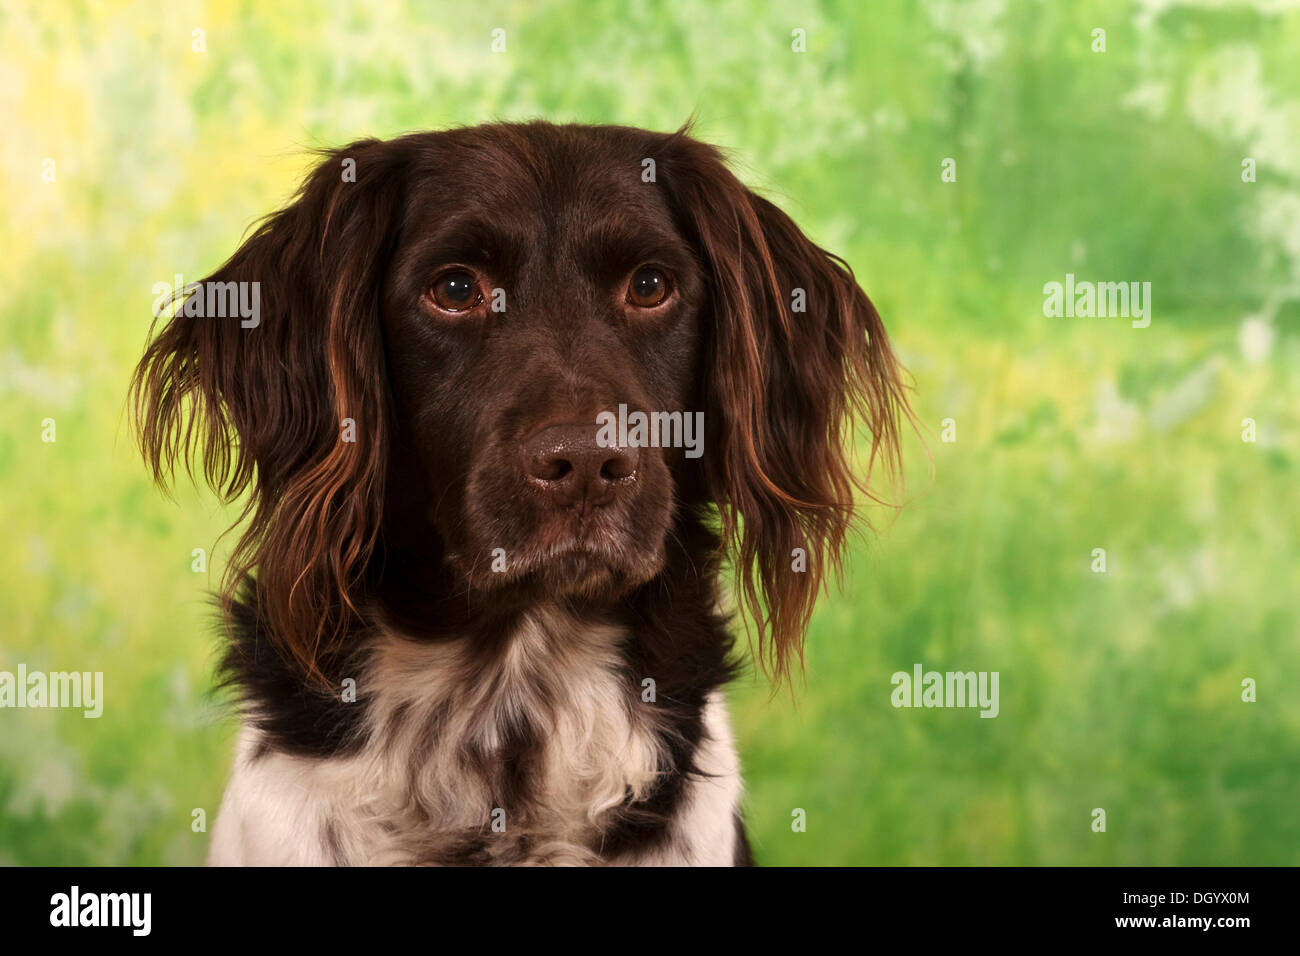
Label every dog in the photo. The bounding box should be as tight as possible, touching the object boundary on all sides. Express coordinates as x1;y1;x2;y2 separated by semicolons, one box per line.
131;121;908;865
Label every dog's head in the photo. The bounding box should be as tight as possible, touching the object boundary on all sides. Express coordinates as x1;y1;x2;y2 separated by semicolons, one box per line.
132;122;908;683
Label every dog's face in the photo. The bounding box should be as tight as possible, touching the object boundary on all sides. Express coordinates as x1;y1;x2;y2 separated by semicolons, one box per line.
380;127;706;599
132;122;908;681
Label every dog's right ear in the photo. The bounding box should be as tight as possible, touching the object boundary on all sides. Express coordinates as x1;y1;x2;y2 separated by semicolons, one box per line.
131;138;407;680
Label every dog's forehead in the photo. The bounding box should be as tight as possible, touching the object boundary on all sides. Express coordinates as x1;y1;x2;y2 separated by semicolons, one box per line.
409;124;672;227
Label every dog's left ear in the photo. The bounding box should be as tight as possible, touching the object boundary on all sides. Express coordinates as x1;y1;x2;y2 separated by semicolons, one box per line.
661;134;911;684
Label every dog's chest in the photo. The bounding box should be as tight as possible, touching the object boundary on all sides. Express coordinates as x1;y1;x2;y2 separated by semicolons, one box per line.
212;611;693;865
358;612;666;863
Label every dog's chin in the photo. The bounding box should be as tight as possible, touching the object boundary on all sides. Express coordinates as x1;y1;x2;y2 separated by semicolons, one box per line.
459;531;665;600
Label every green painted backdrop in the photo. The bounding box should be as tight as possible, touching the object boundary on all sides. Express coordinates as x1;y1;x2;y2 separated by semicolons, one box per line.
2;0;1298;865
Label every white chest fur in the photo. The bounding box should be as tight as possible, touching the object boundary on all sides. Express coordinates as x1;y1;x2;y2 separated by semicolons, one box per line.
208;609;743;865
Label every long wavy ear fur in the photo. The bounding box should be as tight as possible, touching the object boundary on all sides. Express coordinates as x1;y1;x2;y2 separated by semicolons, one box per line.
130;139;407;683
660;130;911;685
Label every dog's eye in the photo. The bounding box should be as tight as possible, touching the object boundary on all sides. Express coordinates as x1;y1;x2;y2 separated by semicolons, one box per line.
428;270;483;313
627;267;670;308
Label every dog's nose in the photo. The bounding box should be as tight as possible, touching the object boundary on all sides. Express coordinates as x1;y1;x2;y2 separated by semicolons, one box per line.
521;423;639;508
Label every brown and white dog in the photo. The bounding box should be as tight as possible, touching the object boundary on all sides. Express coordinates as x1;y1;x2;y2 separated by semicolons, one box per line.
131;122;908;865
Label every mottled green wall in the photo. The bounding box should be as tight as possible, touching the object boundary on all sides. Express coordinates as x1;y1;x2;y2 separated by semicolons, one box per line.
2;0;1297;865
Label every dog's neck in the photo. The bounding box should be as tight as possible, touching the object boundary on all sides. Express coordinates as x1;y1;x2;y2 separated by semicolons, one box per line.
222;514;737;771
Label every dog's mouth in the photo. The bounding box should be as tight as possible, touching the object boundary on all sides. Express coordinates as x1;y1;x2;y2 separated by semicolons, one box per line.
458;520;665;598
